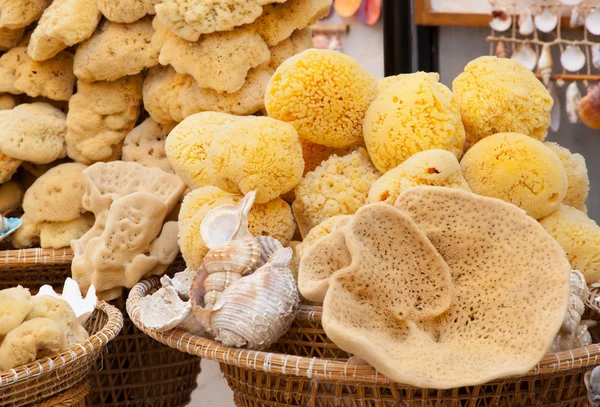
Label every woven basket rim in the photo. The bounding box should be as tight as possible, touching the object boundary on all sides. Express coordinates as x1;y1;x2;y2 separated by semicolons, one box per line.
128;276;600;385
1;248;74;268
0;300;123;387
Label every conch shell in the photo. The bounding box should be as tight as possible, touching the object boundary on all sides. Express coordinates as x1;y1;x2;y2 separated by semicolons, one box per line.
552;270;591;352
200;191;255;249
192;248;299;349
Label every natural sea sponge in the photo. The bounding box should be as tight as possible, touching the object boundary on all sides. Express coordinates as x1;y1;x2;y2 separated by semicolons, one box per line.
0;103;67;164
540;205;600;284
368;149;470;205
66;75;143;164
0;0;50;29
0;46;29;94
0;151;21;183
11;215;40;248
268;28;313;71
22;163;87;223
28;0;101;61
461;132;568;220
74;18;159;82
14;51;75;101
0;26;24;50
98;0;159;23
155;0;286;42
0;318;64;370
544;142;589;210
453;56;553;150
165;112;237;189
143;65;269;124
154;19;269;94
364;72;465;173
0;180;23;215
0;93;18;110
39;214;95;249
248;198;296;244
206;115;304;203
293;149;380;238
122;118;175;173
0;286;32;336
266;49;377;148
25;295;88;347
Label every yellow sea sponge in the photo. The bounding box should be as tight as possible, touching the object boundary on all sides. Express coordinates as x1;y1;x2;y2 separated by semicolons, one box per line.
265;49;378;148
206;115;304;203
540;205;600;284
453;56;552;150
293;149;380;238
461;132;568;220
364;72;465;173
368;149;471;205
179;186;296;270
544;142;589;210
165;112;237;189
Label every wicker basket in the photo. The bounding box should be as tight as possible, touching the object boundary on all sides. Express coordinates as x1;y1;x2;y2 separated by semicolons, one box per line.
1;248;202;407
128;277;600;407
0;301;122;407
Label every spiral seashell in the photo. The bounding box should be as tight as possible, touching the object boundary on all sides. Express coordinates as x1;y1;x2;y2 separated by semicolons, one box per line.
570;269;588;300
204;237;264;276
537;44;552;86
495;41;508;58
200;191;255;250
204;272;243;307
566;82;582;124
210;248;299;350
256;235;284;263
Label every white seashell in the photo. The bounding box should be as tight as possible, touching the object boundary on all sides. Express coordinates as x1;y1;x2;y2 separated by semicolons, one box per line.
512;44;537;70
549;81;561;133
203;237;263;276
0;216;22;242
200;191;256;250
256;235;284;263
37;278;97;325
592;45;600;69
160;269;196;300
210;248;299;350
561;0;583;5
570;269;588;300
537;44;553;86
561;45;586;72
519;9;534;36
489;9;512;32
535;8;558;33
570;7;585;28
587;9;600;36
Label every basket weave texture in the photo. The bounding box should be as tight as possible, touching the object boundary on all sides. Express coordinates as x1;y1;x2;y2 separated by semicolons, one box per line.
128;277;600;407
1;248;202;407
0;301;122;407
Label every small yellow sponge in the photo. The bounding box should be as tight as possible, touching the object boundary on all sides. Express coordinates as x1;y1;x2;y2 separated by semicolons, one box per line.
293;149;380;238
544;142;589;210
540;205;600;284
364;72;465;173
453;56;552;150
265;49;378;148
461;132;567;220
368;149;471;205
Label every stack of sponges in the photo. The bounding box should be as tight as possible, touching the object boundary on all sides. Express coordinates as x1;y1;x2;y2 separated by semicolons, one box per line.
0;286;89;371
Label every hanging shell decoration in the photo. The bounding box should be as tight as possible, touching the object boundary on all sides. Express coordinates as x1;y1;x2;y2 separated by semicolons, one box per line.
519;8;535;36
566;82;582;124
495;41;508;58
512;44;537;70
489;9;512;32
570;7;585;28
534;8;559;33
561;0;583;5
0;215;22;242
537;44;553;86
592;45;600;69
561;45;586;72
587;9;600;36
37;278;97;324
549;80;561;132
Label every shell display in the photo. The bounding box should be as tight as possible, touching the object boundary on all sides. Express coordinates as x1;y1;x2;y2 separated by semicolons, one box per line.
0;215;22;242
200;191;255;250
495;41;508;58
566;82;582;124
586;366;600;407
519;9;534;36
561;0;583;5
210;248;299;349
490;9;512;32
549;80;561;132
552;270;590;352
570;7;585;28
537;44;552;86
592;45;600;69
535;8;558;33
160;269;195;300
561;45;586;72
36;278;97;324
512;44;537;70
587;9;600;36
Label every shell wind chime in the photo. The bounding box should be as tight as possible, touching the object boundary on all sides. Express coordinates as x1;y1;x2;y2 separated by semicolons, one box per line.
489;0;600;131
139;191;300;350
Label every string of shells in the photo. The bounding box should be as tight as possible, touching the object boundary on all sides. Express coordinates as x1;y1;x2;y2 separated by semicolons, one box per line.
489;0;600;130
139;191;300;350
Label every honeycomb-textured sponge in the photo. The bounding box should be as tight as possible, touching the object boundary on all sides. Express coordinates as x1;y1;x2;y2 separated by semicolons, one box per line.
0;0;50;30
0;180;23;215
540;204;600;284
268;28;313;72
0;152;21;184
544;142;589;210
122;118;175;173
453;56;552;150
364;72;465;173
14;50;75;101
98;0;159;23
0;27;24;51
39;214;95;249
293;149;380;238
266;49;378;148
461;132;568;220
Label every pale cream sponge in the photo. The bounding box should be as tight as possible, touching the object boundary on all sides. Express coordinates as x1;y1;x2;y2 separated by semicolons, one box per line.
461;132;567;220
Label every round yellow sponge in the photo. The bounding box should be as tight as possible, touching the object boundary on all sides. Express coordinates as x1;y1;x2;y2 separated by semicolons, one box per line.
461;132;567;220
453;56;552;150
544;142;589;210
